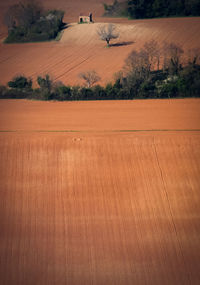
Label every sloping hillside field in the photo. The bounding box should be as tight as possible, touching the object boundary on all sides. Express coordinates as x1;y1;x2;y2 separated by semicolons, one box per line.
0;17;200;86
0;99;200;284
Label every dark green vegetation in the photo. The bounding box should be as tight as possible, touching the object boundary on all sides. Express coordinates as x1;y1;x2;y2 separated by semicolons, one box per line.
1;65;200;100
1;41;200;100
8;75;32;90
4;0;65;43
103;0;128;17
104;0;200;18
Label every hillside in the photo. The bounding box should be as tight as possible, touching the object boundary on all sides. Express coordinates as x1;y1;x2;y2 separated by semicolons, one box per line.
0;17;200;86
0;0;110;39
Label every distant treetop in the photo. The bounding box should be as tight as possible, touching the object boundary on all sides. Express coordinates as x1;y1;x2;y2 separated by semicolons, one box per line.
103;0;200;19
4;0;65;43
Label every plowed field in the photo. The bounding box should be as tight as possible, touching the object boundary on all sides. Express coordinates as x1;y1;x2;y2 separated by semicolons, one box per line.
0;5;200;86
0;99;200;284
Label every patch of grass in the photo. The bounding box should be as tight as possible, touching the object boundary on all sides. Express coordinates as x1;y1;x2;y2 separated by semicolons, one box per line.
78;22;92;25
54;30;64;41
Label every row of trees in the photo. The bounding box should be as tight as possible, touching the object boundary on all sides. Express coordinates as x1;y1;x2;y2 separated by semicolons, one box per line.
127;0;200;18
118;41;200;98
103;0;200;18
4;0;65;43
1;41;200;100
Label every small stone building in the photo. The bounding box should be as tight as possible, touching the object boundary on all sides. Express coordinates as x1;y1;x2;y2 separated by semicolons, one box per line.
79;13;93;23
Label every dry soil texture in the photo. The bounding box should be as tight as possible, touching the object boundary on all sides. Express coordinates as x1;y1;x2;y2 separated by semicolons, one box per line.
0;99;200;285
0;0;200;86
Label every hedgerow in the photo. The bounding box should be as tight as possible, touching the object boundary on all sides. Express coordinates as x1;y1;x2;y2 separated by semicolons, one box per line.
1;63;200;101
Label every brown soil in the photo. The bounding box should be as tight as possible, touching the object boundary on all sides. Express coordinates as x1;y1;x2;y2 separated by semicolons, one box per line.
0;1;200;283
0;98;200;131
0;99;200;284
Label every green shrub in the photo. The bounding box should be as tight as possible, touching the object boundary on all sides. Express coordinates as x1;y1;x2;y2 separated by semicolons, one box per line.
78;87;93;100
1;62;200;101
70;86;81;100
91;85;107;100
53;85;71;101
138;81;156;98
8;75;32;90
159;82;178;98
0;85;8;98
27;89;51;100
0;88;29;99
37;75;53;92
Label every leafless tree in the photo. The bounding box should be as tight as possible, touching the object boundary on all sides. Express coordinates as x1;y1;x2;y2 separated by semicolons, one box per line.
186;48;200;65
79;70;101;87
97;23;119;47
143;40;161;70
162;42;184;74
124;49;151;80
125;40;160;75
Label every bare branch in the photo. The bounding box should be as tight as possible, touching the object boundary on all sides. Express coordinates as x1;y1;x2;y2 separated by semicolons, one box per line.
79;70;101;87
97;24;119;46
124;49;151;79
162;42;184;73
187;48;200;65
143;40;160;70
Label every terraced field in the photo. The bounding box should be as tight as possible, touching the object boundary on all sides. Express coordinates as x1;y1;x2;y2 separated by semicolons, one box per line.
0;99;200;284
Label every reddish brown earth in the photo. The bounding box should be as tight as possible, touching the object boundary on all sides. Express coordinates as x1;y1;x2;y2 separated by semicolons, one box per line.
0;99;200;284
0;0;200;86
0;1;200;284
0;98;200;131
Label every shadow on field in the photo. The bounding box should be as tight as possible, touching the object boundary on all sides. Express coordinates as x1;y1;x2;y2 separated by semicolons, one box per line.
61;23;69;30
110;41;134;47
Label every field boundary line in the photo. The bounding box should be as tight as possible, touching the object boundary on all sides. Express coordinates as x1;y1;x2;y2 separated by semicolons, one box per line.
0;129;200;133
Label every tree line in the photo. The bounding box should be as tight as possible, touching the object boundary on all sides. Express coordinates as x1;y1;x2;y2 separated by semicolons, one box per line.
103;0;200;18
1;41;200;100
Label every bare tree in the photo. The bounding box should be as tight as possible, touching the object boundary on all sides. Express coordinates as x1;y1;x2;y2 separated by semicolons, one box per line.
125;40;160;75
143;40;161;70
79;70;101;87
187;48;200;65
97;23;119;47
162;42;184;74
124;49;151;80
